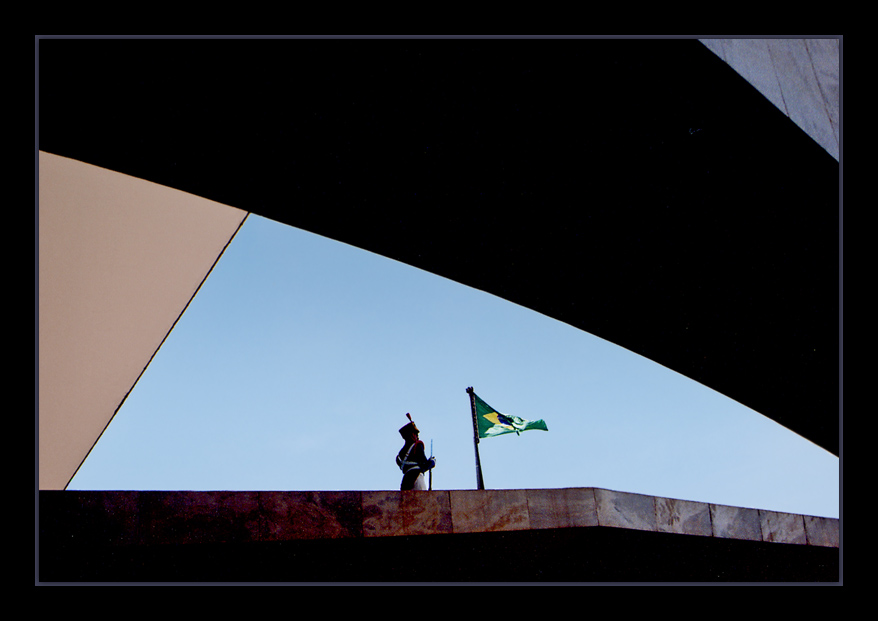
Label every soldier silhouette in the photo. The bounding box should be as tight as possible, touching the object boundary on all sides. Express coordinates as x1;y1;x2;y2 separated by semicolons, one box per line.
396;413;436;490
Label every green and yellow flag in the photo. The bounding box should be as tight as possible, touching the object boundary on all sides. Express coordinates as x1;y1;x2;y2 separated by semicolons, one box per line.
473;392;548;439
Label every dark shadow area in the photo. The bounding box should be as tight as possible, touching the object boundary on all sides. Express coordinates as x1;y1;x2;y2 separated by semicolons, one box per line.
38;490;839;583
39;524;839;583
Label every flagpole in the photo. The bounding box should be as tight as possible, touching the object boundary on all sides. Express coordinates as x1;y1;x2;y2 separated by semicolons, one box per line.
466;387;485;490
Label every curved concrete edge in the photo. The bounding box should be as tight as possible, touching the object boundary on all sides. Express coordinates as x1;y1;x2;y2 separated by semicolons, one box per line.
39;488;839;549
38;152;249;490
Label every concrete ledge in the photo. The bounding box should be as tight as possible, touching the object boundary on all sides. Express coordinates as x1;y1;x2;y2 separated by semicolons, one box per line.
40;488;839;550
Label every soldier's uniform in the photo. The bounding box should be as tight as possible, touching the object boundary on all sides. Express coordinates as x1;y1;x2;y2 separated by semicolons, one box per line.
396;415;435;490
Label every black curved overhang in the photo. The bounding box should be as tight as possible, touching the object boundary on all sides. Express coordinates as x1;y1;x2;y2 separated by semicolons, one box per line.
37;38;840;456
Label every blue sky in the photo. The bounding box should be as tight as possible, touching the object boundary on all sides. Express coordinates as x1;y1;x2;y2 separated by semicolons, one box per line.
68;214;839;519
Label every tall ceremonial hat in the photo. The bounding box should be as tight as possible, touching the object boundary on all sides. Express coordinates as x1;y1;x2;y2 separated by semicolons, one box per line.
399;413;419;439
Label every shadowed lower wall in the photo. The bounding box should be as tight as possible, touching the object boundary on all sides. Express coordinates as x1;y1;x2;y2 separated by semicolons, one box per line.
38;487;839;582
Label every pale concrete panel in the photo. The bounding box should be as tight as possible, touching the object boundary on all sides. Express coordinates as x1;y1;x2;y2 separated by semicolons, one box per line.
700;38;840;160
38;152;248;489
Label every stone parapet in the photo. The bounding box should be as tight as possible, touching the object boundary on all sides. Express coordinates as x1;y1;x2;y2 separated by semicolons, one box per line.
41;488;839;549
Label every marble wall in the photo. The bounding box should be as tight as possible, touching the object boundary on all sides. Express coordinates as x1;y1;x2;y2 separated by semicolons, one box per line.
42;488;839;550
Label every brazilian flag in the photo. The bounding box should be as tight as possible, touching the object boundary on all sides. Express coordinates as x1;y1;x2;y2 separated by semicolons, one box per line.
473;393;548;438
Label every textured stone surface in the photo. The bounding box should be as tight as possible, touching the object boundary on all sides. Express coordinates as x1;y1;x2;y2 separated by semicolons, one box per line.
402;490;453;536
485;489;530;532
362;491;405;538
804;515;840;547
262;490;362;541
656;497;712;537
595;489;657;532
711;504;763;541
448;489;486;534
40;489;838;550
362;490;454;537
761;510;807;545
527;488;597;530
449;489;530;534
